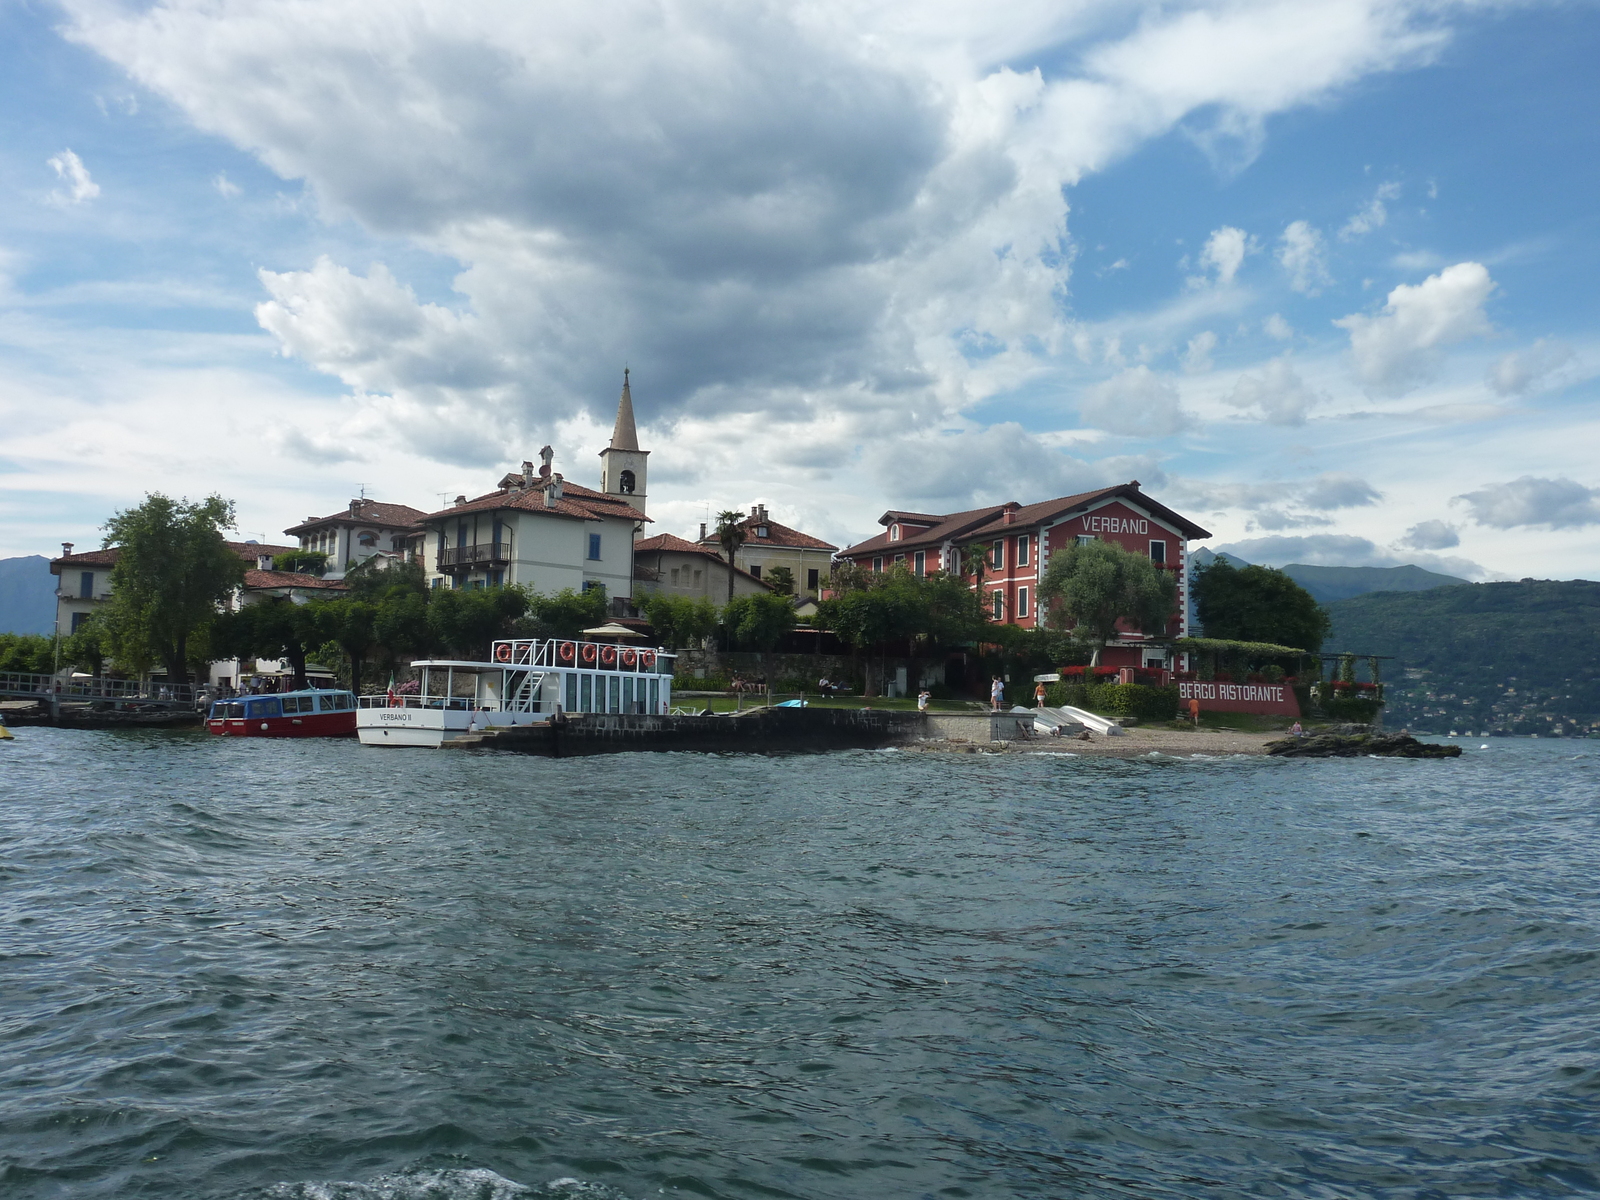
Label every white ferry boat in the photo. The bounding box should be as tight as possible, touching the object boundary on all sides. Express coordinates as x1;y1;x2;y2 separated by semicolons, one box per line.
357;637;675;748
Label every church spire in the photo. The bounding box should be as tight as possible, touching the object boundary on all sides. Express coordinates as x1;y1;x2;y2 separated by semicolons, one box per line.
609;367;639;451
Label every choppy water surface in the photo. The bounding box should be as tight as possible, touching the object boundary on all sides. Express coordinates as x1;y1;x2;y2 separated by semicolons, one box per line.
2;731;1598;1199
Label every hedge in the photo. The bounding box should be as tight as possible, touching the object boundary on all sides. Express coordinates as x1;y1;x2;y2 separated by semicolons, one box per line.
1044;681;1179;722
1318;695;1383;723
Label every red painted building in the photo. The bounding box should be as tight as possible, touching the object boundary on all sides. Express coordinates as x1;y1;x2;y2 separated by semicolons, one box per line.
836;482;1211;670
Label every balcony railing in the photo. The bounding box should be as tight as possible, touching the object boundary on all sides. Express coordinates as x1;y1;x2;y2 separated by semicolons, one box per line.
439;542;511;570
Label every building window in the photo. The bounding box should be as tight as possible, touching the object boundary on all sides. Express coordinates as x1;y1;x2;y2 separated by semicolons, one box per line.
581;580;601;593
357;530;378;548
1149;540;1166;564
430;577;443;589
79;571;94;599
992;539;1004;569
872;557;883;572
619;469;635;494
1017;586;1029;618
750;565;762;579
991;590;1004;619
893;554;905;564
1016;535;1029;567
588;533;602;560
670;567;680;585
1077;534;1095;546
756;525;769;538
890;525;901;541
71;611;89;633
693;569;703;586
489;569;504;586
807;568;819;591
914;550;925;576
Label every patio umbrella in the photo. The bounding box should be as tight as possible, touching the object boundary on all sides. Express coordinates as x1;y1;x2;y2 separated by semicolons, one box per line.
580;623;649;640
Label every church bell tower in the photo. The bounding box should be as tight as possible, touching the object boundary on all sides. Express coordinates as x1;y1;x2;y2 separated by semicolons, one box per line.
599;368;649;515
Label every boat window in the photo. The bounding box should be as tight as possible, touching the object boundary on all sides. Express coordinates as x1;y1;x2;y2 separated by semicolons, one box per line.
246;698;282;718
580;674;593;713
649;678;659;713
608;676;621;713
565;673;578;713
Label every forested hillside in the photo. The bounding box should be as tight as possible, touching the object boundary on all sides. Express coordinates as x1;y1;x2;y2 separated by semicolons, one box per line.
1325;579;1600;736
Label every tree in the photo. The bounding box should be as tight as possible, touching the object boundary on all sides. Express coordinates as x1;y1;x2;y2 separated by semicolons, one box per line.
1192;558;1330;652
764;565;796;596
213;597;321;690
1038;538;1177;665
722;591;796;651
714;510;747;606
311;598;378;694
101;494;245;687
815;565;988;695
639;592;719;649
425;585;530;659
961;541;992;592
518;586;608;640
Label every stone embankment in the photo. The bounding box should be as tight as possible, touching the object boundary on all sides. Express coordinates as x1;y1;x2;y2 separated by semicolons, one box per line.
449;707;1036;756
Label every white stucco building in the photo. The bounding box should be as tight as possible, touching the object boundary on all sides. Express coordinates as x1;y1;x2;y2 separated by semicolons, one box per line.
418;374;650;601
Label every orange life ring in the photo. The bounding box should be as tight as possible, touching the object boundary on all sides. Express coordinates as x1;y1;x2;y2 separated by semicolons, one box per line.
494;643;512;662
581;643;597;664
558;641;576;663
620;648;636;667
640;649;656;669
600;645;617;667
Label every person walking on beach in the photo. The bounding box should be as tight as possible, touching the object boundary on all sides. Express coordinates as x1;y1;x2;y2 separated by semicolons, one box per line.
990;676;1004;711
1033;681;1047;708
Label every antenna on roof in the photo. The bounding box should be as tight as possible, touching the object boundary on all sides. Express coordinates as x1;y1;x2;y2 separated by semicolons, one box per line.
437;493;450;509
359;483;369;500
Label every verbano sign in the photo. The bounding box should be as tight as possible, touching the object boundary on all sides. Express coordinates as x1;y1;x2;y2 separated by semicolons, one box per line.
1178;680;1301;717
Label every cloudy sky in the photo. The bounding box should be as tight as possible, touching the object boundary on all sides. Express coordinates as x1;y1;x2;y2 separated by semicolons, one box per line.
3;0;1598;580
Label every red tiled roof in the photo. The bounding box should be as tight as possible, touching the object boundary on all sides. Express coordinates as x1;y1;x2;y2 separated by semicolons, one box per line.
243;570;351;591
284;501;428;536
634;533;770;587
839;484;1211;558
840;503;1010;558
696;516;837;552
420;478;648;525
53;541;298;573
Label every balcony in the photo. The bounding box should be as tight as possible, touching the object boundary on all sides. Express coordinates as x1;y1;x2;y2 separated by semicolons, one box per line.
438;542;511;572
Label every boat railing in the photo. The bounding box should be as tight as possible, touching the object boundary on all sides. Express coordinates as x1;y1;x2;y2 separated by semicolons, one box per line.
359;694;498;712
489;638;675;673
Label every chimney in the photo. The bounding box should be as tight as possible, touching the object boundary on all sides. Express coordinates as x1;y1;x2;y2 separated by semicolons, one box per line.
1128;479;1140;488
545;474;564;507
350;498;362;515
61;542;74;557
539;445;554;478
257;554;273;570
454;495;467;506
522;460;535;485
1002;503;1017;526
699;522;707;541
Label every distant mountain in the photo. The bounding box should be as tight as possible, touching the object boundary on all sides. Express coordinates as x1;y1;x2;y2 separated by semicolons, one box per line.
0;556;56;635
1326;579;1600;735
1277;563;1470;605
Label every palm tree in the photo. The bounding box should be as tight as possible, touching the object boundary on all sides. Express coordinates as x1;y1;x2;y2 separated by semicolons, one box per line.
715;510;748;607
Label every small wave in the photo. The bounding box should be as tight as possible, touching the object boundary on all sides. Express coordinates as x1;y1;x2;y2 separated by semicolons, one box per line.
255;1169;633;1200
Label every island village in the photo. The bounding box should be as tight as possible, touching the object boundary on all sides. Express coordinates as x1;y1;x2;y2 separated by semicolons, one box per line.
0;370;1432;759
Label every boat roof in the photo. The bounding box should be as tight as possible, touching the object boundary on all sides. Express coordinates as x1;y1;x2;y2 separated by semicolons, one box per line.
410;659;546;670
232;687;353;698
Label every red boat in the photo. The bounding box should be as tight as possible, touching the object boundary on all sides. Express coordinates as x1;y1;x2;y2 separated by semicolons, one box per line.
206;688;358;737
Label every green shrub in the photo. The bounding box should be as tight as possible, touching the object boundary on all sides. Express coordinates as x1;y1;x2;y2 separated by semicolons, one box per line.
1319;694;1382;723
674;673;730;691
1084;682;1180;721
1043;682;1088;709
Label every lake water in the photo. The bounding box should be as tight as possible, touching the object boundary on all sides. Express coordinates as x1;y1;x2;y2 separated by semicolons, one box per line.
2;730;1597;1199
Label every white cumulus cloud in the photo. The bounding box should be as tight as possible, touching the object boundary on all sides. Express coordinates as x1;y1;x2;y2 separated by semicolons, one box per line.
1397;519;1459;550
47;149;100;205
1277;220;1330;294
1198;225;1251;286
1487;338;1575;396
1223;355;1325;425
1339;180;1401;240
1184;330;1218;373
1334;262;1494;397
1080;366;1191;438
1455;476;1600;530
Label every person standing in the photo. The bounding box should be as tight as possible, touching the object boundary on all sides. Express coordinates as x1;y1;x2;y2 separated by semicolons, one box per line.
1033;681;1048;708
990;676;1004;711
